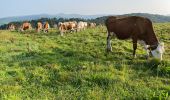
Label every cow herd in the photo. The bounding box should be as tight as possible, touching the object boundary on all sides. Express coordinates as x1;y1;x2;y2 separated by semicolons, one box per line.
8;21;96;36
58;21;96;36
8;21;50;33
6;16;165;60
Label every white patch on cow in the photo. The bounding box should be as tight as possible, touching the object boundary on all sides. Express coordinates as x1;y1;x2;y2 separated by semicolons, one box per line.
48;24;50;29
138;40;150;56
151;42;165;60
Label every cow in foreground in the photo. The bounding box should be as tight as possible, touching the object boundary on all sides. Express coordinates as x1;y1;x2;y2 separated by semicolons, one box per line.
105;16;165;60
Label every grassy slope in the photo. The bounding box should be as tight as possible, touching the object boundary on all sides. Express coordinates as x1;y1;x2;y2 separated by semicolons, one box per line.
0;24;170;99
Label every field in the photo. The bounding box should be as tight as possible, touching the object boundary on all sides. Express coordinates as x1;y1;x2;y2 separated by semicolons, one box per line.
0;23;170;99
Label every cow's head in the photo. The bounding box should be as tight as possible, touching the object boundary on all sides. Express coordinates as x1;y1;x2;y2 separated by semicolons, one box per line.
151;42;165;60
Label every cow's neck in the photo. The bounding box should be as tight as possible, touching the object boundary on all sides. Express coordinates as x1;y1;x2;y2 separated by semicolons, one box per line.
146;37;159;50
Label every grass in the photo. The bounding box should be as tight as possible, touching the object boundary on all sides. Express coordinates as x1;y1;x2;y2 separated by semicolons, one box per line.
0;23;170;99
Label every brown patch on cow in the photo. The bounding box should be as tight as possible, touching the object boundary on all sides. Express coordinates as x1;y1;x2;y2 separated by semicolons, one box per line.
58;21;77;36
21;22;32;32
43;22;50;33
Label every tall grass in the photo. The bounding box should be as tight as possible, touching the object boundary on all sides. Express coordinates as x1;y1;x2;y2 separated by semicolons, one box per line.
0;23;170;99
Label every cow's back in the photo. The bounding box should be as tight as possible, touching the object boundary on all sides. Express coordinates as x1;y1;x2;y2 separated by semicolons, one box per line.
106;16;152;39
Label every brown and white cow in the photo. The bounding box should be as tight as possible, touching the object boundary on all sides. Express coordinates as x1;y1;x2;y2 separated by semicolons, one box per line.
105;16;165;60
36;22;43;32
8;24;15;31
58;21;77;36
43;22;50;33
77;21;88;32
88;22;96;28
20;22;32;31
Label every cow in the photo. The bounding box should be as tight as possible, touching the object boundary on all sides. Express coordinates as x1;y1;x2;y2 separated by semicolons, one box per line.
105;16;165;60
8;24;15;31
20;22;32;31
88;22;96;28
43;22;50;33
77;21;88;32
58;22;67;36
58;21;77;36
36;22;43;32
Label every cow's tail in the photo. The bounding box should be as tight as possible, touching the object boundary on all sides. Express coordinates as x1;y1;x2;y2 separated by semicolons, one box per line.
105;17;109;28
105;17;110;36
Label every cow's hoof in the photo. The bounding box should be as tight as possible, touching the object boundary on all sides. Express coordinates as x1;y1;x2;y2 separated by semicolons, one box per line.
133;55;137;59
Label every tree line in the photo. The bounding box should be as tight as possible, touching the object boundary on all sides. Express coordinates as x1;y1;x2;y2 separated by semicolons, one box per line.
1;13;170;30
0;17;107;30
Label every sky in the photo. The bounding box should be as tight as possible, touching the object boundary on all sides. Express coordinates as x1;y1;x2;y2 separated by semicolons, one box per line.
0;0;170;18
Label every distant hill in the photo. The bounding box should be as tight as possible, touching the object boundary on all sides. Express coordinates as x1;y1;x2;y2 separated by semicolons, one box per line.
123;13;170;22
0;13;106;25
93;13;170;25
1;13;170;26
0;14;52;25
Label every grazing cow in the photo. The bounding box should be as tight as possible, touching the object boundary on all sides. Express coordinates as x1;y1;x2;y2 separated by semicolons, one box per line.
43;22;50;33
77;21;88;32
69;21;77;32
20;22;32;31
58;21;77;36
84;21;88;27
58;22;67;36
105;16;165;60
88;22;96;28
36;22;43;32
8;24;15;31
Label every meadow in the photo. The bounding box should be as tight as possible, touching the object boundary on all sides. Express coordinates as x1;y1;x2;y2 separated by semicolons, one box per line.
0;23;170;99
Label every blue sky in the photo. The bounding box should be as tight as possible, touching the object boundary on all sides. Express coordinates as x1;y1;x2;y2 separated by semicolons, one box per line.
0;0;170;18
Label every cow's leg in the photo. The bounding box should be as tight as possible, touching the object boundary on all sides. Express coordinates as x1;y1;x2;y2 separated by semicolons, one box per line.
106;32;112;52
60;30;64;36
60;31;63;36
132;38;137;58
38;29;41;33
71;28;74;33
60;28;64;36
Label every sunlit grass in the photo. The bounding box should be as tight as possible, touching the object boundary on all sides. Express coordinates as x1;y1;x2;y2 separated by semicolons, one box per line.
0;23;170;99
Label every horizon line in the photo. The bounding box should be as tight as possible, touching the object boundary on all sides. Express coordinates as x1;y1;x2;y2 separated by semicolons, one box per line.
0;12;169;19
